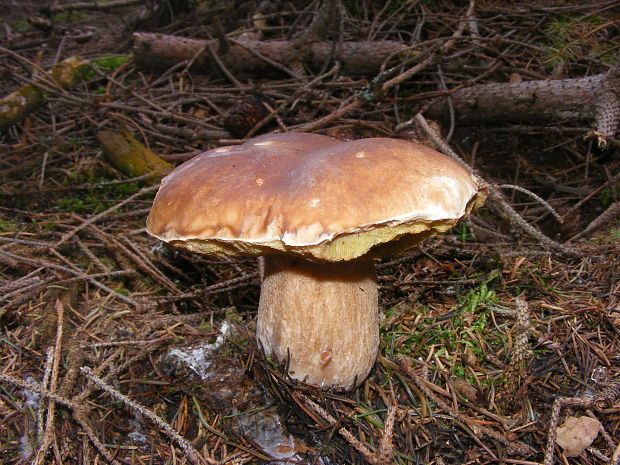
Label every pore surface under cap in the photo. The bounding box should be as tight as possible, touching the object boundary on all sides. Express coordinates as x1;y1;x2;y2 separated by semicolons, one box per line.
147;132;484;261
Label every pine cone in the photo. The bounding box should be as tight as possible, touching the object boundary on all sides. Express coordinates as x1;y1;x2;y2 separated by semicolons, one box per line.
224;94;274;138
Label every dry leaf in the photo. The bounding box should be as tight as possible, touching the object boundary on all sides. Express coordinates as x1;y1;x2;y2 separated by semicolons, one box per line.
555;416;601;457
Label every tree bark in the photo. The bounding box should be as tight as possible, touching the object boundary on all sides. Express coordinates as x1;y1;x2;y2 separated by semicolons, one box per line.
132;32;413;77
426;63;620;145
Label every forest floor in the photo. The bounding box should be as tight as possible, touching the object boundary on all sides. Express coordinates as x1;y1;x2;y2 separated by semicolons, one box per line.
0;1;619;464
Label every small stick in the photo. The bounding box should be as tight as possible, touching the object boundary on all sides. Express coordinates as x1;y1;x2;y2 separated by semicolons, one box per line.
569;201;620;241
561;170;620;221
37;348;55;440
42;0;143;13
397;355;535;457
499;184;563;224
0;249;138;306
299;394;381;464
80;367;215;465
53;184;159;247
414;113;579;256
38;151;48;189
206;41;244;89
0;374;77;410
34;300;64;465
0;373;120;464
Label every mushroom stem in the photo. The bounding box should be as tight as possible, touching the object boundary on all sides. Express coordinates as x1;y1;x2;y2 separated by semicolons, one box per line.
256;255;379;390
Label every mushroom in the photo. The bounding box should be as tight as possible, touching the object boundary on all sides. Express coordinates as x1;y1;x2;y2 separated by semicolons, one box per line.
147;132;486;390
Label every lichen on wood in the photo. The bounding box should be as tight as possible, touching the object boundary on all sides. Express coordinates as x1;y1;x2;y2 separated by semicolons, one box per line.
97;130;173;184
0;56;91;131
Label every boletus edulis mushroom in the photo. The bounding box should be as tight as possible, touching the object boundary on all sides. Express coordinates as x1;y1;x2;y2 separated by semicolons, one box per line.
146;132;486;390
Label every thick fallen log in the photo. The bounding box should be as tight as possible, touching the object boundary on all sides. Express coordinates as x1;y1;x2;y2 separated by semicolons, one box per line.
426;63;620;147
40;0;143;14
0;56;90;131
132;32;413;77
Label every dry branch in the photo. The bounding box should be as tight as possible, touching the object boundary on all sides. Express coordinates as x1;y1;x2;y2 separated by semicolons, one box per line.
412;113;579;256
569;201;620;241
397;355;536;457
132;32;414;76
80;367;215;465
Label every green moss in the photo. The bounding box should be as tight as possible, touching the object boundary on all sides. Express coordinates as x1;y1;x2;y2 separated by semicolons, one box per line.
380;278;502;372
452;362;465;378
53;11;90;22
86;55;131;80
13;20;31;31
543;15;618;68
600;186;620;206
56;169;141;215
93;55;130;70
56;197;106;214
0;218;17;232
451;222;474;242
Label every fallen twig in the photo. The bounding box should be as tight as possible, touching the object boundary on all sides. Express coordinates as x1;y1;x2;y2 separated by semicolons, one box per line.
133;32;413;77
299;394;396;465
33;300;64;465
53;184;158;247
569;201;620;241
426;61;620;147
80;366;216;465
41;0;144;14
397;355;536;457
413;113;579;256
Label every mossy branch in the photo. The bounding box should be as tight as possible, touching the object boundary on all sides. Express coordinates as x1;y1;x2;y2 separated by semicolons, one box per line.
97;130;173;183
0;56;90;131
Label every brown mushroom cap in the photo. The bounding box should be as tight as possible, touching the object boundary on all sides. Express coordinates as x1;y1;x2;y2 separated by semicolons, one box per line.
147;132;485;261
